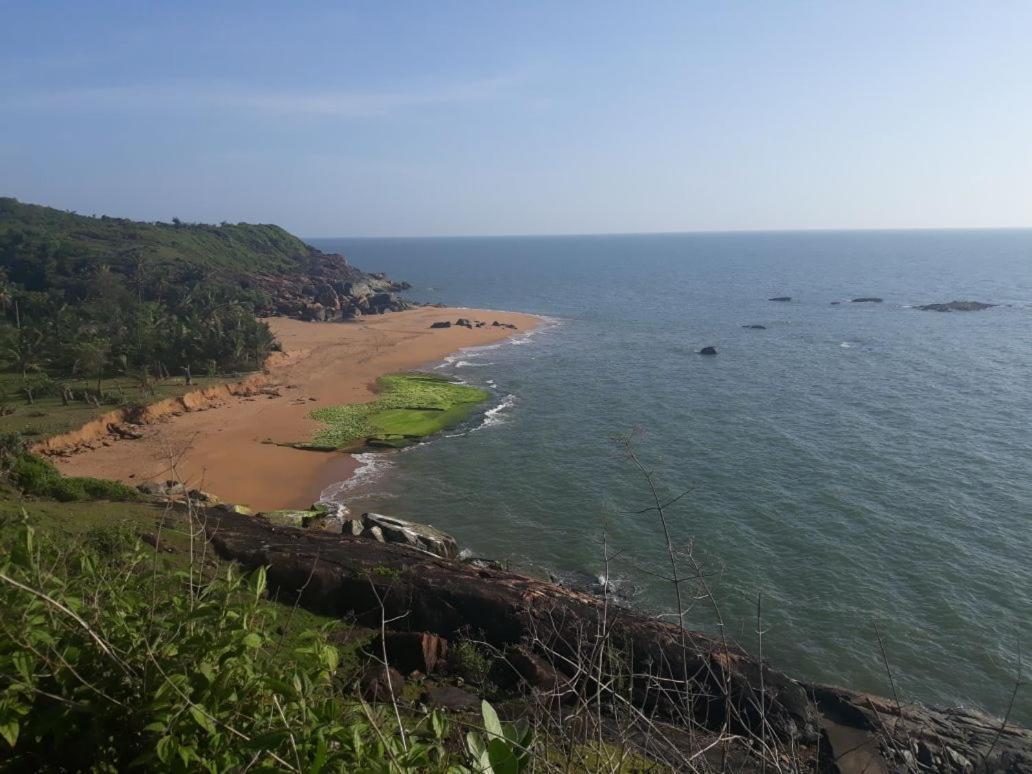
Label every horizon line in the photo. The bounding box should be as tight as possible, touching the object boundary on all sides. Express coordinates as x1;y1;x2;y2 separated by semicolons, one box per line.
305;224;1032;241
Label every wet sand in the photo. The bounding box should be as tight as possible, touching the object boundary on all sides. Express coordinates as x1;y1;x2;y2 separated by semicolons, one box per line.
55;308;540;510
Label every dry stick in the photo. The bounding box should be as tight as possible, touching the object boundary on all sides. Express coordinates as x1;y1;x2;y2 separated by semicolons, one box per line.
873;623;902;718
623;437;735;731
367;577;410;753
757;592;767;774
985;638;1023;764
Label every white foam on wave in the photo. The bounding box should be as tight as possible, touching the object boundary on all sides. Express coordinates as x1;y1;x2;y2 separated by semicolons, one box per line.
319;452;394;504
453;359;493;368
477;393;515;430
840;341;852;348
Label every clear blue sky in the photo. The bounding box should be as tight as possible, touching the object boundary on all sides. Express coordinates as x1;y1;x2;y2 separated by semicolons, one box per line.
2;1;1031;236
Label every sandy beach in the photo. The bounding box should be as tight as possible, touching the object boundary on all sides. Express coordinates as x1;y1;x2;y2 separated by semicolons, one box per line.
54;307;540;511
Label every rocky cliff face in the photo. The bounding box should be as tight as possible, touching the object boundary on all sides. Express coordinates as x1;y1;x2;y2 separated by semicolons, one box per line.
251;249;412;322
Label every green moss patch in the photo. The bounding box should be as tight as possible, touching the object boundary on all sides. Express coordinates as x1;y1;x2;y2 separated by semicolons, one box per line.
307;373;489;450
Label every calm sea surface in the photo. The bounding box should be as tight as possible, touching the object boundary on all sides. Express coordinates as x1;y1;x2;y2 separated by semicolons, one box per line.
310;231;1032;722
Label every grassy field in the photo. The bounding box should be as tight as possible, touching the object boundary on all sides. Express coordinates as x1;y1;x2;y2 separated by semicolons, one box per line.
308;373;490;449
0;371;239;440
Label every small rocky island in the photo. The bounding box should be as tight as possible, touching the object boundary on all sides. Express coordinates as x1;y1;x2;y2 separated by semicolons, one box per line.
916;300;996;312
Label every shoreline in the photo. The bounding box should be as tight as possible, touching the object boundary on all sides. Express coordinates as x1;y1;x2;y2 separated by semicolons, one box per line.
53;307;542;511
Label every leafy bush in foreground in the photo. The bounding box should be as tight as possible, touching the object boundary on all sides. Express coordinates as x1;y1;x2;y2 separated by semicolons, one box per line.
0;519;531;772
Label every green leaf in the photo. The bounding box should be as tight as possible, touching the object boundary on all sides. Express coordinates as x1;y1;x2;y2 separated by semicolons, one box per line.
465;731;485;760
156;736;176;765
189;705;217;735
251;566;267;599
481;700;503;740
487;738;520;774
0;719;19;748
242;632;262;649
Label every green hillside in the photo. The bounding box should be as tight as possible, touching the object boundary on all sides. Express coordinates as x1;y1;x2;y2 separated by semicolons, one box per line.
0;196;315;281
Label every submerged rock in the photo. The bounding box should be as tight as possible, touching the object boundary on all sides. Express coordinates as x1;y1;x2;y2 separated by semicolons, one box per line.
852;297;883;303
742;324;766;330
769;296;792;302
916;300;996;312
699;346;718;355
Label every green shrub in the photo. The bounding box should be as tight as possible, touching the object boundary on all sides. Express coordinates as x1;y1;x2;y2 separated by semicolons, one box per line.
0;520;478;772
2;448;138;502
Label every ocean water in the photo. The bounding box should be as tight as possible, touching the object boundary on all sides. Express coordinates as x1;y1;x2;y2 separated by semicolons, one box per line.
310;231;1032;723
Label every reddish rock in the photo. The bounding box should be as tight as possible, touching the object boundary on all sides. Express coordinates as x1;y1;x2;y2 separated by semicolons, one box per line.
372;631;449;674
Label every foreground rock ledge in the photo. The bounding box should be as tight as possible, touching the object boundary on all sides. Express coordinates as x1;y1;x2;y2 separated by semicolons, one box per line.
206;511;1031;772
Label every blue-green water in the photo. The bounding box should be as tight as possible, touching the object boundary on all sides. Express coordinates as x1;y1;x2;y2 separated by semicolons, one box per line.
310;231;1032;722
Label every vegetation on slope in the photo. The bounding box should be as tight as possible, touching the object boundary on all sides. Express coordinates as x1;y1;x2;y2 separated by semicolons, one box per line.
0;513;535;772
0;197;289;417
307;373;490;450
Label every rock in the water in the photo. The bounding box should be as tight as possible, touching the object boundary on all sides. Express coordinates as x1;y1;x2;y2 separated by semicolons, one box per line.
699;346;718;355
852;297;883;303
430;321;452;329
361;513;458;559
361;666;405;702
742;324;766;330
916;300;996;312
769;296;792;302
422;685;478;710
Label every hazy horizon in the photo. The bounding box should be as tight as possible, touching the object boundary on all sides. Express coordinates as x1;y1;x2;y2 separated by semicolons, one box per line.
3;2;1032;237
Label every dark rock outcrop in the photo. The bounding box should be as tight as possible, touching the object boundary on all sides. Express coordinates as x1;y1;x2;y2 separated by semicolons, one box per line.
252;250;410;322
205;511;1032;772
699;346;718;355
430;321;452;329
769;296;792;302
916;300;996;312
742;325;767;330
372;631;449;674
851;297;883;303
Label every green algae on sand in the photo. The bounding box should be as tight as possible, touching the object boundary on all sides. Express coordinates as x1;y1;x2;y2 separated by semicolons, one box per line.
306;373;490;450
